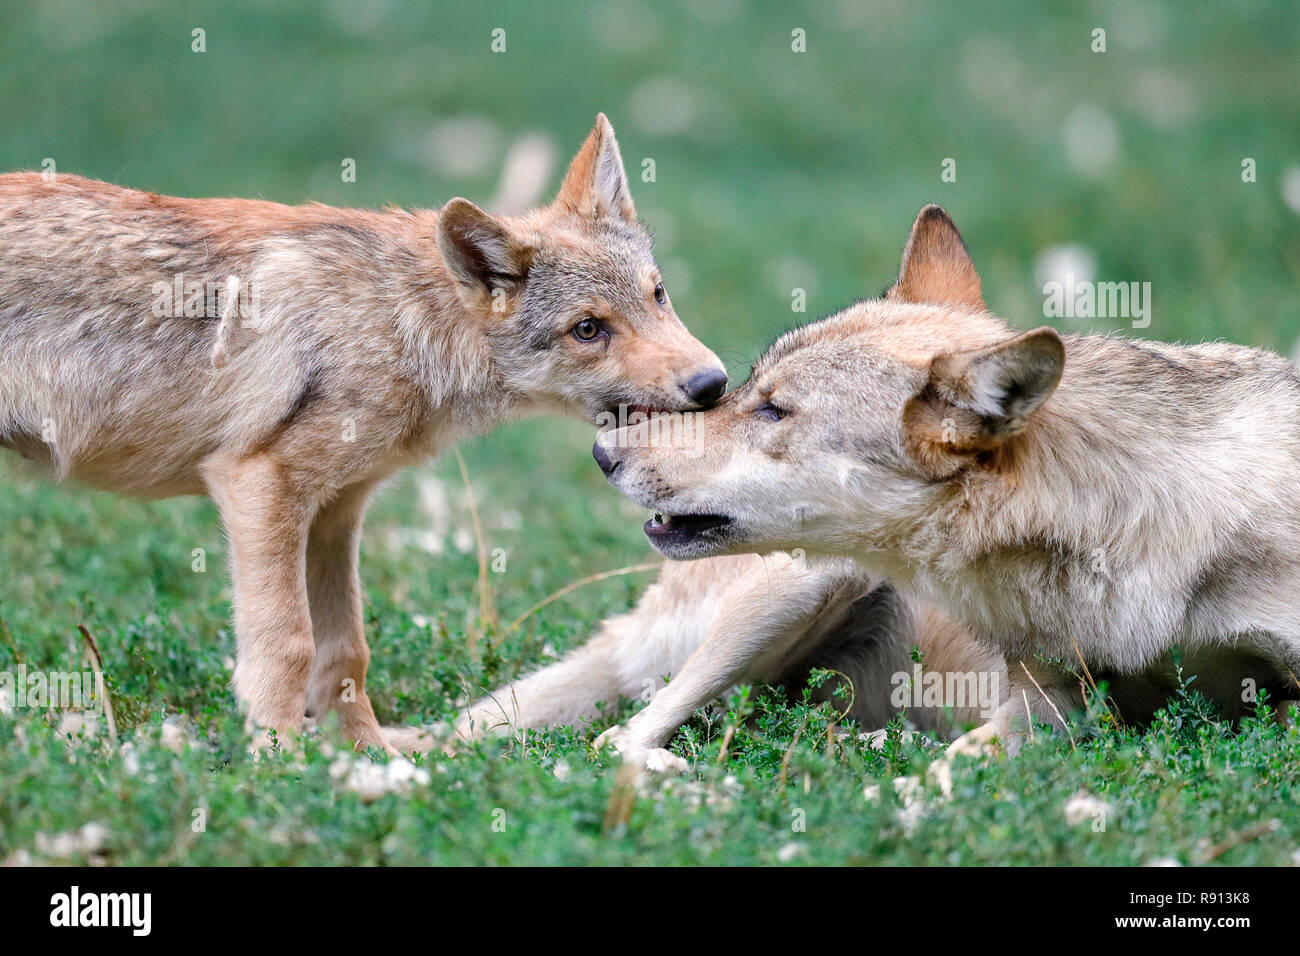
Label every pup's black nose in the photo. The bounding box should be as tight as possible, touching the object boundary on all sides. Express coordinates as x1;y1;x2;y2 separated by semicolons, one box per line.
592;439;618;478
682;368;727;407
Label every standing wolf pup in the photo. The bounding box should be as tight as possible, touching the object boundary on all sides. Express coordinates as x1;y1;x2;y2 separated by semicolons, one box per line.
0;114;726;753
592;204;1300;757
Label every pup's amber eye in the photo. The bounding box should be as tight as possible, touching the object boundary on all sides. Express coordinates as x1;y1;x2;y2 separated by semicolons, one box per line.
572;317;603;341
755;400;787;422
653;283;667;305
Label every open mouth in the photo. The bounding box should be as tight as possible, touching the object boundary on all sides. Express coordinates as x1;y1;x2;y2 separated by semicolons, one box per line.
643;511;733;546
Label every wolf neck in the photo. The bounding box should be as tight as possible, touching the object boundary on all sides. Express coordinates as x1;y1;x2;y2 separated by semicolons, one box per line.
892;339;1284;649
386;212;530;439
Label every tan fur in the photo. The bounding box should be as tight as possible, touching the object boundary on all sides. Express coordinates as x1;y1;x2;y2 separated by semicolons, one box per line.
591;204;1300;757
0;114;726;752
455;553;1006;766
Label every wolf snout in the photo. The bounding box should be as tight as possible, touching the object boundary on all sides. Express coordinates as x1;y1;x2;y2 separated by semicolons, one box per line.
592;437;620;478
679;367;727;407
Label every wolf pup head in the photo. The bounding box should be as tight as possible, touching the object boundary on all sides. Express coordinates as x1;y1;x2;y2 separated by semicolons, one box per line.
592;204;1065;563
435;114;726;425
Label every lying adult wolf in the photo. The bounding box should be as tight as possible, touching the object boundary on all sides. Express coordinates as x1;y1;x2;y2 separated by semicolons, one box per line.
571;204;1299;759
0;114;727;753
455;552;1006;770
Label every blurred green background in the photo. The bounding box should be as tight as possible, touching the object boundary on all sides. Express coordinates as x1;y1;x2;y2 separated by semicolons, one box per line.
2;0;1300;867
2;0;1299;683
4;0;1297;353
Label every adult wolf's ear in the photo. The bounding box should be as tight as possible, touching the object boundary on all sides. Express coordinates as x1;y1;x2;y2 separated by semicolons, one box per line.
554;113;637;223
437;197;531;310
903;327;1064;476
886;205;985;311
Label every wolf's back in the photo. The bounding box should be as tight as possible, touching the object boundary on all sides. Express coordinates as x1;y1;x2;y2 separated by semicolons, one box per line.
0;174;250;489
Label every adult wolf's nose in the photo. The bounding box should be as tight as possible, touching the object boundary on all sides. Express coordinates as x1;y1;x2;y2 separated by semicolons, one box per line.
592;438;619;478
681;368;727;407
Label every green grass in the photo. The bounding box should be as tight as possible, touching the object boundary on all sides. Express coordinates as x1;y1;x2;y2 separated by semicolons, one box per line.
2;0;1300;865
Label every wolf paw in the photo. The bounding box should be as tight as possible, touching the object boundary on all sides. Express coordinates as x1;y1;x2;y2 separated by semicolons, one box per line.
246;724;310;764
858;728;919;750
594;724;689;774
381;724;437;755
642;747;689;774
945;721;1003;761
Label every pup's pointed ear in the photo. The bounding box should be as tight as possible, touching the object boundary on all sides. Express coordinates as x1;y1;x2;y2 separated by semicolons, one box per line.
886;204;985;311
904;327;1064;476
437;197;530;307
554;113;637;223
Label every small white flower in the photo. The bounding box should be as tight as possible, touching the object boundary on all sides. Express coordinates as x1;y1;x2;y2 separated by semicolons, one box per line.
629;76;697;136
159;718;187;753
384;756;429;789
1064;791;1111;826
452;527;474;554
926;759;954;800
891;776;927;829
1034;244;1097;292
36;822;104;858
35;831;80;858
864;774;944;835
78;823;109;853
328;754;353;781
1063;104;1120;178
418;116;502;179
347;762;388;803
385;758;416;786
119;741;141;776
1282;166;1300;216
57;711;99;740
336;755;430;803
777;842;807;863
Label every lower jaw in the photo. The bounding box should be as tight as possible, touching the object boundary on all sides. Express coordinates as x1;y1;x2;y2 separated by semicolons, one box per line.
644;528;733;558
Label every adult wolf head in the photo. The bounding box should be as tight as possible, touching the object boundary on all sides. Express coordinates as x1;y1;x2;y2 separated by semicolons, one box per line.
592;204;1064;563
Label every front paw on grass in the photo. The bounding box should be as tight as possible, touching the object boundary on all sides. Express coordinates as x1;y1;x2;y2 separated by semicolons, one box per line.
593;724;689;774
944;723;1005;761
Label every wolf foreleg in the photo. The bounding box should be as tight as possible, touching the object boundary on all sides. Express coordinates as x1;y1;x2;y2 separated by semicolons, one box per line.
594;557;862;760
304;480;393;753
204;453;320;749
